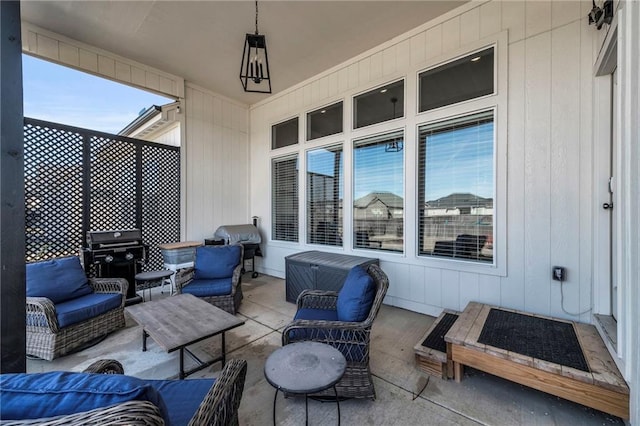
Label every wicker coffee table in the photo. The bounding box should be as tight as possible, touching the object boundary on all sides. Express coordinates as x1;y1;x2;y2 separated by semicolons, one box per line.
126;293;244;379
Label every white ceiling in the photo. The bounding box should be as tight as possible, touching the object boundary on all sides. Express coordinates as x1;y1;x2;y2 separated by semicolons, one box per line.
20;1;466;106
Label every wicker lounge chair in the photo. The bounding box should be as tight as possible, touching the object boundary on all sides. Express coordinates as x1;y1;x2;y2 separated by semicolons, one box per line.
175;244;244;314
26;257;128;361
1;359;248;426
282;263;389;400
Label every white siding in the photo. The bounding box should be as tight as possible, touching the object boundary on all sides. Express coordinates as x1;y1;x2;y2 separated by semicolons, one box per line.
249;0;597;321
21;23;184;99
184;83;250;242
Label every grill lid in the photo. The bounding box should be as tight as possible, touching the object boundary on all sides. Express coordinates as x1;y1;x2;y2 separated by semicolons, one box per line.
86;229;143;246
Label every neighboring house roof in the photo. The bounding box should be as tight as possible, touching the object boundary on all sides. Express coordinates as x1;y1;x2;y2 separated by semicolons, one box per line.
118;101;180;139
354;191;403;209
426;193;493;209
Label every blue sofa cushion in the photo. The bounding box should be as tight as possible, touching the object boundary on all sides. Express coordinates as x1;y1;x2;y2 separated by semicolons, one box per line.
0;371;169;423
182;278;233;297
27;257;92;304
55;293;122;329
194;245;241;280
336;266;375;322
150;378;215;426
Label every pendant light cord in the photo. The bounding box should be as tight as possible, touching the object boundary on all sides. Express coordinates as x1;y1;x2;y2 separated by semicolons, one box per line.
255;0;259;35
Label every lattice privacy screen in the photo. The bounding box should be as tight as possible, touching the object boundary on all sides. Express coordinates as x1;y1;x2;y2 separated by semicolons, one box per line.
24;118;180;272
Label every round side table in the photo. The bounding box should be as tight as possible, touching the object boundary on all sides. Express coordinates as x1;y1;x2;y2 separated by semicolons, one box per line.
134;270;174;301
264;341;346;426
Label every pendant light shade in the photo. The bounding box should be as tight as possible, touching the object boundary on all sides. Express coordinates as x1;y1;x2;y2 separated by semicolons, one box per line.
240;1;271;93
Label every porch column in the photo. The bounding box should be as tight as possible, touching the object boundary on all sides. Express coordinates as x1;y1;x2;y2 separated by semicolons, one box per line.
0;0;26;373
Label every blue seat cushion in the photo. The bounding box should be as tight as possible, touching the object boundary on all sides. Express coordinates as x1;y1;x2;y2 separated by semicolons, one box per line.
194;245;242;279
0;371;169;423
336;266;375;322
288;308;339;341
55;293;122;328
27;257;92;304
182;278;233;297
149;378;215;426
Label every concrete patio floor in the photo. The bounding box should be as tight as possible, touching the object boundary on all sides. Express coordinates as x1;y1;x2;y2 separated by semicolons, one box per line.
28;273;624;425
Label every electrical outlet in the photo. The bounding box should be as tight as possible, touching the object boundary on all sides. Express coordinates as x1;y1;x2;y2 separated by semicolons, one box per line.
552;266;566;281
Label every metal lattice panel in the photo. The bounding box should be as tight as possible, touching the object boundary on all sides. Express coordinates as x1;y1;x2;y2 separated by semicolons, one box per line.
24;123;84;262
90;136;137;231
141;145;181;271
23;118;181;272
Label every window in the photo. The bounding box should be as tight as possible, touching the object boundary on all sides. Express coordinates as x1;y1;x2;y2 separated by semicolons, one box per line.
272;117;298;149
307;102;343;141
353;131;404;252
418;111;494;263
419;47;494;113
353;80;404;129
307;145;343;246
272;155;298;241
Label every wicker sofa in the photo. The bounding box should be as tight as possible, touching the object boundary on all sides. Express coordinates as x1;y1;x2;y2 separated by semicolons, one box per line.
0;359;248;425
282;263;389;400
175;244;244;314
26;256;127;361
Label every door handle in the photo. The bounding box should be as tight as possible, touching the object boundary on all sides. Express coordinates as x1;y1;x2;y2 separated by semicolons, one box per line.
603;202;613;210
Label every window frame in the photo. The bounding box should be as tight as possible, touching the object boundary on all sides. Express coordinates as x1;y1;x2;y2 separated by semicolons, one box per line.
352;78;406;131
271;154;299;243
306;101;344;142
352;129;405;254
271;116;299;150
305;143;344;247
414;35;507;276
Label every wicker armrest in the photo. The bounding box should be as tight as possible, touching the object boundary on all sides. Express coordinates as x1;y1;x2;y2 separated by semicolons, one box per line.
297;290;339;310
26;297;58;333
89;277;128;296
174;268;195;292
188;359;247;426
82;359;125;375
0;401;165;426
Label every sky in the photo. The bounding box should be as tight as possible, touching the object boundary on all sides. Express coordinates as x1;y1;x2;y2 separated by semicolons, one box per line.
22;55;173;134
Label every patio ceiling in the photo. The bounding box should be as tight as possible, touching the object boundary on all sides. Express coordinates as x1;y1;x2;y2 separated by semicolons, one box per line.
20;1;466;105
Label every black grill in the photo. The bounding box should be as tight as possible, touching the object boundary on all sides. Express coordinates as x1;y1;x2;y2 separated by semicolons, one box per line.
82;229;148;304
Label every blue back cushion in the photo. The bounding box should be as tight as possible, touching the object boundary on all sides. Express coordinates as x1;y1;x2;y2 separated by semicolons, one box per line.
336;266;376;322
149;378;215;426
55;293;122;328
26;257;92;304
194;245;241;280
0;372;169;423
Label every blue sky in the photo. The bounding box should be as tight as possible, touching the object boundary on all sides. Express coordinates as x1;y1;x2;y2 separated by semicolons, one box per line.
22;55;172;134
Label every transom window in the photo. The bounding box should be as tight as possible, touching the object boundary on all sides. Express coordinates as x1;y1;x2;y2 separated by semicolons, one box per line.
272;117;299;149
353;131;404;252
272;155;298;242
306;145;343;246
419;47;494;113
418;110;494;263
307;102;343;141
353;80;404;129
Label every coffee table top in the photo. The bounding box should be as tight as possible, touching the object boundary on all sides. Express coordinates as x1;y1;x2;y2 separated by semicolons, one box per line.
126;293;244;352
135;270;174;281
264;342;346;394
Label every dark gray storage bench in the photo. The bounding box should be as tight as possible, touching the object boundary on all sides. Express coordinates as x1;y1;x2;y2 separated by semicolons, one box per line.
285;251;379;303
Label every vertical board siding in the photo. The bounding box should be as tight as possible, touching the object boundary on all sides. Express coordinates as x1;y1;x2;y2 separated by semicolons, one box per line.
249;0;597;320
21;23;184;99
185;84;249;241
523;31;552;315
